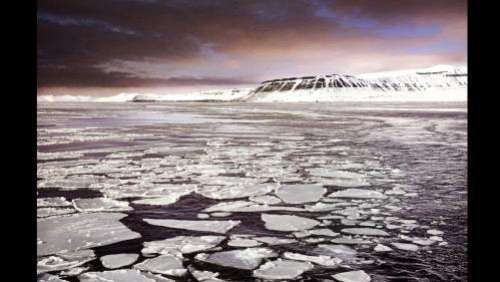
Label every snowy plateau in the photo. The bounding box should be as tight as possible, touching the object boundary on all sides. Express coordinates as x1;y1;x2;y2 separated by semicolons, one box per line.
38;65;467;103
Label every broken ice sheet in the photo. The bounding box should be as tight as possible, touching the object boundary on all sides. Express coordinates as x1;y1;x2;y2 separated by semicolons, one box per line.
143;219;240;234
253;259;314;280
142;236;225;255
261;214;320;232
275;184;326;204
341;228;389;236
309;169;370;187
38;212;141;256
37;208;76;218
37;197;72;207
195;248;277;270
133;254;187;277
72;198;132;212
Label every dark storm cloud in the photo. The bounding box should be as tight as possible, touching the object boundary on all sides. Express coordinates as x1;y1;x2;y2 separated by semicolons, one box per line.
38;0;467;90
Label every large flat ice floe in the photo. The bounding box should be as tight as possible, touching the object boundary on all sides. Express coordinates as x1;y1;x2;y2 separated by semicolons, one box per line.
332;270;371;282
79;269;173;282
143;219;240;234
37;213;141;256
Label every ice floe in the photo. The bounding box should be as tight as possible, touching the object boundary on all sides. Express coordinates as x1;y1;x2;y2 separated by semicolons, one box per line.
329;189;387;199
261;214;320;231
227;238;262;247
332;270;371;282
374;244;393;252
283;252;342;266
204;200;304;213
72;198;132;212
37;197;72;207
196;183;275;200
133;254;187;277
100;254;139;269
37;250;95;274
275;184;326;204
195;248;277;270
253;259;313;280
391;242;420;251
143;219;240;234
38;213;140;256
142;236;225;255
341;228;389;236
253;236;297;245
79;269;170;282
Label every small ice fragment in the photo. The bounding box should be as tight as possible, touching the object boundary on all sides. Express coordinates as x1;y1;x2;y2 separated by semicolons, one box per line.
427;229;444;236
391;242;420;251
283;252;341;266
374;244;392;252
100;253;139;269
195;248;277;270
133;254;187;277
253;259;313;280
227;238;262;247
341;228;389;236
329;189;387;199
261;214;320;232
332;270;371;282
72;198;132;212
275;184;326;204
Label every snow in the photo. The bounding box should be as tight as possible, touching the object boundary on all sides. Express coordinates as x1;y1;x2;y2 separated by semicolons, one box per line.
329;189;387;199
143;219;240;234
37;213;141;257
100;254;139;269
341;228;390;237
142;236;225;255
195;248;277;270
332;270;371;282
133;254;187;277
253;259;314;280
275;184;326;204
261;214;320;232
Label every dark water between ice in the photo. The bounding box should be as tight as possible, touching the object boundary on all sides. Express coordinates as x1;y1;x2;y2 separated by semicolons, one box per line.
37;101;467;281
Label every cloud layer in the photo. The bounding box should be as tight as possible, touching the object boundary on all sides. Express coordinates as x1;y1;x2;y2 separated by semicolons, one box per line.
38;0;467;94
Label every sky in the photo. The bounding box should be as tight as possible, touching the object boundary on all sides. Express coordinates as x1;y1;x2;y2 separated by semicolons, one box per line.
37;0;467;96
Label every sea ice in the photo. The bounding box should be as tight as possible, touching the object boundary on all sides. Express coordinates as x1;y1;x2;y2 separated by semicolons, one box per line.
275;184;326;204
330;238;372;245
37;197;72;207
253;259;314;280
427;229;444;236
283;252;342;266
195;248;277;270
341;228;389;236
227;238;262;247
261;214;320;232
314;244;357;256
203;200;304;213
329;189;387;199
142;236;225;255
133;254;187;277
37;250;95;274
196;183;275;200
100;254;139;269
391;242;420;251
374;244;393;252
72;198;132;212
309;169;369;187
37;208;76;218
332;270;371;282
253;236;297;245
37;274;68;282
143;219;240;234
249;195;282;205
78;269;162;282
293;229;339;238
37;213;141;256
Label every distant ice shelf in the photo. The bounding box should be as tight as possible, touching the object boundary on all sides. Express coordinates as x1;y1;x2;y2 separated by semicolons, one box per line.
37;65;467;103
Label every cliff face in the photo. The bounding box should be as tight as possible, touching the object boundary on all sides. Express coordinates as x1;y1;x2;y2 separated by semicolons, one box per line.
247;65;467;102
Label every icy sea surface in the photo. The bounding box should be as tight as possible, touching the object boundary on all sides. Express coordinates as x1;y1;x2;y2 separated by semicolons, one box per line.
37;102;467;282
